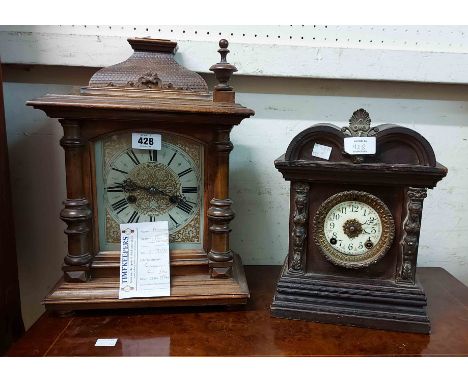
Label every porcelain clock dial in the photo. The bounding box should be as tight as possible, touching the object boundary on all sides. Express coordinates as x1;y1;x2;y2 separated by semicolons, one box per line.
313;191;395;268
324;201;382;256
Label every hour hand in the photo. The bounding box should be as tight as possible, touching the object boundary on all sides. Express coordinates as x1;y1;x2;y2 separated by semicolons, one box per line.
169;193;184;204
107;179;138;193
121;179;139;192
122;179;157;194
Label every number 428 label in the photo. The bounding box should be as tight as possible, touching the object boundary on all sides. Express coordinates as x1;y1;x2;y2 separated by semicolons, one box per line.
132;133;162;150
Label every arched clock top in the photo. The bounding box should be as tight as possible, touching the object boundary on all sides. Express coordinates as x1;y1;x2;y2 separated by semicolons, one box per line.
376;124;437;167
277;109;447;188
284;120;438;167
284;124;346;162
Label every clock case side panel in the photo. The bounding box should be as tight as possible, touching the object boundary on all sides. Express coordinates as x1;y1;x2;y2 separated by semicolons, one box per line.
81;120;217;273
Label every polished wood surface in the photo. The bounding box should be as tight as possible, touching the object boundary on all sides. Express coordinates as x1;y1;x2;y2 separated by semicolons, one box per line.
6;266;468;356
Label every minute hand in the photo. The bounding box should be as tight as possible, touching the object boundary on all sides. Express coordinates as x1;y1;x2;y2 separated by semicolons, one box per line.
138;182;184;204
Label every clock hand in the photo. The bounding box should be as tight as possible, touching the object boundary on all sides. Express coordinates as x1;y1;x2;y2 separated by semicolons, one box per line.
121;179;167;196
123;179;185;205
121;179;139;193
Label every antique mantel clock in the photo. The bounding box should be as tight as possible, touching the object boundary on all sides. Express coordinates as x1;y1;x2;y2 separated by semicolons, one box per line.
27;38;254;312
271;109;447;333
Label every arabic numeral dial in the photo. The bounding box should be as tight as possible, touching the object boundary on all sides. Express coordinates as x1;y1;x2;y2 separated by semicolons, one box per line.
323;200;383;256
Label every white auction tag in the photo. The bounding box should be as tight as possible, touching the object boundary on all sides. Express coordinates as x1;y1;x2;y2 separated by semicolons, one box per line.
95;338;118;347
119;221;170;299
132;133;161;150
312;143;332;160
344;137;376;155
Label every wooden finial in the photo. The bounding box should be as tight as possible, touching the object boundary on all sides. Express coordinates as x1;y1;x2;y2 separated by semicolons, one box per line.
210;39;238;92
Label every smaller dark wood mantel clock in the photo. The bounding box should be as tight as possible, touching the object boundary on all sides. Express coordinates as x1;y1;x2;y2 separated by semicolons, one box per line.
27;38;254;312
271;109;447;333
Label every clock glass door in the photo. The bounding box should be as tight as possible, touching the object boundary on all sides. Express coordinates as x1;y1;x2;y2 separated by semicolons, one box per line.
95;132;204;251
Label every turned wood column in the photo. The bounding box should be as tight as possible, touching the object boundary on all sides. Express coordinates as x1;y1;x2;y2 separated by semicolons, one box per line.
59;119;93;282
208;39;240;278
208;127;235;278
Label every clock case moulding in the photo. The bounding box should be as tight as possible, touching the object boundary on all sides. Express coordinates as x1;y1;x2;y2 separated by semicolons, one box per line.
271;110;447;333
27;38;254;313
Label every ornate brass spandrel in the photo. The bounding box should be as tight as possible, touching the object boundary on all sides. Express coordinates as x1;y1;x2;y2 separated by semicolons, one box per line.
398;187;427;284
313;190;395;269
289;182;310;272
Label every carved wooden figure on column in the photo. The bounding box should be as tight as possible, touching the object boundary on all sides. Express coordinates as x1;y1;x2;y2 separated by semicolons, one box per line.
271;109;447;333
28;38;254;312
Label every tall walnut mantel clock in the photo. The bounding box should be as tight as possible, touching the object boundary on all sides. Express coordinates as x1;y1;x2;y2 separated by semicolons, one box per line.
27;38;254;312
271;109;447;333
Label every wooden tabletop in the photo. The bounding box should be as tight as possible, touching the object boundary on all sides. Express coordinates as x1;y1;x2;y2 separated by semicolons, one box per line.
7;266;468;356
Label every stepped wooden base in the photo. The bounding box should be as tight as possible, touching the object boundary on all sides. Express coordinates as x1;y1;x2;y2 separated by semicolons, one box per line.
271;262;430;334
43;253;249;312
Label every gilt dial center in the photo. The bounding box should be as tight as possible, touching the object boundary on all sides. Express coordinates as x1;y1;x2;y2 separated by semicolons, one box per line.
128;162;181;216
343;219;363;238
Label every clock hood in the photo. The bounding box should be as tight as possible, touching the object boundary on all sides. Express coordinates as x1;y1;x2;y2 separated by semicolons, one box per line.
87;38;208;93
26;38;254;125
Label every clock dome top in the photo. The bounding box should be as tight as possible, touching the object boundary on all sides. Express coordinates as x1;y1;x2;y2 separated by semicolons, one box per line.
87;38;208;93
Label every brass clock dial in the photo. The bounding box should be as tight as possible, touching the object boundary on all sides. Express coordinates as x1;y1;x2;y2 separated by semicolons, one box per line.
104;142;200;232
96;132;204;250
313;191;395;268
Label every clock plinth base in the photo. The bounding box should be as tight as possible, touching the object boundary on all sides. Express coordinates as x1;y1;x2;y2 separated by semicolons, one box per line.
62;263;91;283
271;262;430;334
43;253;249;312
210;267;232;278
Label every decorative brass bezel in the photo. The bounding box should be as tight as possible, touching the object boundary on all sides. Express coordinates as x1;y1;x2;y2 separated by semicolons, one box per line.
313;190;395;269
